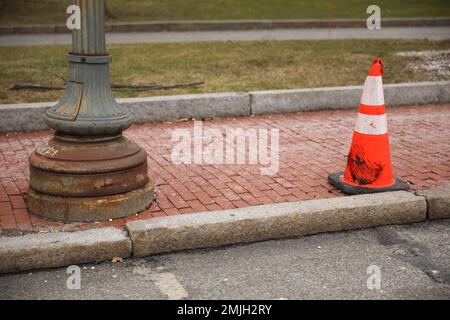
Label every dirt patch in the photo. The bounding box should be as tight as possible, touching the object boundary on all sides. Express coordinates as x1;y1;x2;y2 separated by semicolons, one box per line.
397;50;450;79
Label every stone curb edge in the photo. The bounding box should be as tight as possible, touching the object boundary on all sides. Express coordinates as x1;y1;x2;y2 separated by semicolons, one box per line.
0;227;132;273
1;81;449;133
1;17;450;35
1;185;449;273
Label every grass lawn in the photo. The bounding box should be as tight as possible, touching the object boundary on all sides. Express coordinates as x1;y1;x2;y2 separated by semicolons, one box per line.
1;39;450;104
0;0;450;25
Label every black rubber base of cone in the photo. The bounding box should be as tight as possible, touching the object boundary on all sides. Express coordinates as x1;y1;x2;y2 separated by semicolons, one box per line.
328;172;410;195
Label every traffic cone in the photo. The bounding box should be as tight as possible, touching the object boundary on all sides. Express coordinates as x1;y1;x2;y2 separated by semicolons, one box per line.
328;57;409;195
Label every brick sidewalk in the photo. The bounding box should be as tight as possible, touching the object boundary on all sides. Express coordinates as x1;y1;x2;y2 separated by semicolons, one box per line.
1;104;449;236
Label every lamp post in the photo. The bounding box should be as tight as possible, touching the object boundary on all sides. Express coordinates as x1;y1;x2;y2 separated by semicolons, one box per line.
27;0;154;222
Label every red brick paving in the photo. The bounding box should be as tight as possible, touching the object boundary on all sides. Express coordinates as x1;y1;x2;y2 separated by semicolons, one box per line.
0;104;449;236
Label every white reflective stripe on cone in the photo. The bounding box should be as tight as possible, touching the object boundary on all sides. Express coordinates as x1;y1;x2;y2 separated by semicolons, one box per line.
360;76;384;106
355;113;388;135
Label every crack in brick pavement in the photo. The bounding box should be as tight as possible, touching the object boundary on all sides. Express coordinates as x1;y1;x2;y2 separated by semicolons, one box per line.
0;104;449;236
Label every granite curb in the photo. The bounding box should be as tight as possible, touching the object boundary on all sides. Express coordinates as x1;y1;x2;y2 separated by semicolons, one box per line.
126;190;426;257
416;184;450;220
5;185;450;273
0;81;449;133
0;227;132;273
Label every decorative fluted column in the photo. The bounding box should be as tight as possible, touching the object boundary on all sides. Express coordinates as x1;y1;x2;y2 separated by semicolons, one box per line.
27;0;154;222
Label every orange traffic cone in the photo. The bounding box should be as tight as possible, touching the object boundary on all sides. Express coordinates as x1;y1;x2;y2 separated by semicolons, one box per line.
328;57;409;195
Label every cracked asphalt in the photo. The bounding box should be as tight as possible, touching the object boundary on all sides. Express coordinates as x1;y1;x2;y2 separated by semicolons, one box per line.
1;219;449;300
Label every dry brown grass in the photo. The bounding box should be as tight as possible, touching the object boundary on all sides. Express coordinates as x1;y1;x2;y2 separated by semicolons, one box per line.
1;0;449;25
1;39;450;104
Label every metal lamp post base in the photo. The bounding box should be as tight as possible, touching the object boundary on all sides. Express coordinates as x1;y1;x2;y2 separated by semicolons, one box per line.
27;181;154;222
27;0;155;222
28;135;154;222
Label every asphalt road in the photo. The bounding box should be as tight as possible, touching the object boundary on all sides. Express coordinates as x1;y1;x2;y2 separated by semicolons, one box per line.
1;27;449;46
1;219;449;300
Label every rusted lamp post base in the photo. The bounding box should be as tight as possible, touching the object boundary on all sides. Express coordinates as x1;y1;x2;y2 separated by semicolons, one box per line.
26;0;154;222
27;183;154;222
28;135;154;222
28;182;154;222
